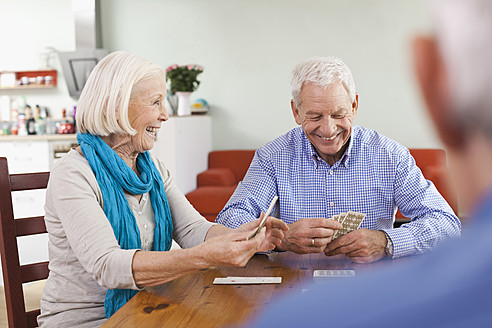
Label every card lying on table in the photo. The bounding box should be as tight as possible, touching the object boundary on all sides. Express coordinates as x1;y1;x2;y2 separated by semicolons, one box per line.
213;277;282;284
313;269;355;280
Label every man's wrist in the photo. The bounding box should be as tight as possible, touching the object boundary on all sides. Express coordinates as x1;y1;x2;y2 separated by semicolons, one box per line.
381;231;394;257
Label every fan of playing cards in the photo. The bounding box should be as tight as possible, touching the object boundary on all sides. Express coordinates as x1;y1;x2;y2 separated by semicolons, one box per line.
331;211;366;240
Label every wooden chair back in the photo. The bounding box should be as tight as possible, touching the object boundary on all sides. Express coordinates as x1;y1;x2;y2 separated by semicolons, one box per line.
0;157;50;328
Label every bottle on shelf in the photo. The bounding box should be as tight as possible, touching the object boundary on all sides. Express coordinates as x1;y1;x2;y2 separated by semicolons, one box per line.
57;107;75;134
25;105;36;135
35;104;45;135
17;112;27;136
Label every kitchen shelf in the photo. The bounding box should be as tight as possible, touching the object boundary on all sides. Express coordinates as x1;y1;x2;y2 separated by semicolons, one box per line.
0;69;57;90
0;84;56;90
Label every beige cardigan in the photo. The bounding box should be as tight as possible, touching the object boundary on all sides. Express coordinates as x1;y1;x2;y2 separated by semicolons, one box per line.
38;149;214;327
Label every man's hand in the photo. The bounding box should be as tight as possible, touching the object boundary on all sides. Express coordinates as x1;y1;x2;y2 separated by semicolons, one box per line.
276;218;342;254
324;229;387;263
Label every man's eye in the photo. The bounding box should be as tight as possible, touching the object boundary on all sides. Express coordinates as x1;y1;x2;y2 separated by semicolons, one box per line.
153;99;160;106
308;116;322;121
331;114;346;119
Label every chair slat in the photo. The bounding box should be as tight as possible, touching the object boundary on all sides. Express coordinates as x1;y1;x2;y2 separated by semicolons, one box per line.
21;262;49;284
15;217;47;236
10;172;50;192
26;310;41;328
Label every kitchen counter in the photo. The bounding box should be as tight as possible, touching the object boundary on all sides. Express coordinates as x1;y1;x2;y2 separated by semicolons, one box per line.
0;134;77;142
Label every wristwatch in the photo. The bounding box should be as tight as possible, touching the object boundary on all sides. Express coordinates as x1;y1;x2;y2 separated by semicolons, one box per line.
383;231;394;257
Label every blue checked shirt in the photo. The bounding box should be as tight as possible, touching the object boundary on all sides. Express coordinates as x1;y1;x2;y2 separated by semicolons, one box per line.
216;125;461;258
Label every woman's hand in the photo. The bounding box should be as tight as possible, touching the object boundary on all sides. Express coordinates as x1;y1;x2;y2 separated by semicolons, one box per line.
132;217;288;287
200;229;266;267
236;214;289;251
200;216;288;268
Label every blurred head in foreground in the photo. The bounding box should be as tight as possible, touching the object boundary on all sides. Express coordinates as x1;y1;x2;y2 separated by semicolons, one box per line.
413;0;492;212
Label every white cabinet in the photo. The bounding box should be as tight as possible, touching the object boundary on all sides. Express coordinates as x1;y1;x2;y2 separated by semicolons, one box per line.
0;140;50;173
151;115;212;195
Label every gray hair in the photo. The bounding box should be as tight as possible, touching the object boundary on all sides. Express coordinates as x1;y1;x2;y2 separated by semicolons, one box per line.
432;0;492;139
76;50;164;136
290;56;356;107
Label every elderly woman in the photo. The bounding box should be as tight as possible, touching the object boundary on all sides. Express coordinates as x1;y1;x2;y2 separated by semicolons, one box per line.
38;51;287;327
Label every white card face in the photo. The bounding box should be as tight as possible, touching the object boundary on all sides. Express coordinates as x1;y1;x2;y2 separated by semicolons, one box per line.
213;276;282;284
247;196;279;240
313;270;355;279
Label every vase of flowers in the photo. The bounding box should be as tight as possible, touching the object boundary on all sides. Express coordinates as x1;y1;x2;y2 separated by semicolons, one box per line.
166;64;204;116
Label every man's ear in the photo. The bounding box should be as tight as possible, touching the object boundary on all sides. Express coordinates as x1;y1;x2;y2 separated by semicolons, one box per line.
412;36;464;149
291;99;302;125
352;93;359;118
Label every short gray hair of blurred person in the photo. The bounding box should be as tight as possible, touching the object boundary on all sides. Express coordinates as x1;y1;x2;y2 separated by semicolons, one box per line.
290;56;356;108
76;51;164;136
432;0;492;140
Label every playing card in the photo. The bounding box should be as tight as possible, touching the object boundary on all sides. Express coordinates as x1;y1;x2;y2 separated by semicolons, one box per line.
332;211;366;240
247;196;278;240
213;277;282;284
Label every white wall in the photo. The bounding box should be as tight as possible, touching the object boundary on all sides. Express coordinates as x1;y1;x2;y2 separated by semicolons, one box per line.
1;0;439;150
0;0;77;119
99;0;440;150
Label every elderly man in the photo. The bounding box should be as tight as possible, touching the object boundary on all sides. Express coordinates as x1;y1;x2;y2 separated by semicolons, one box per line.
250;0;492;326
216;56;460;263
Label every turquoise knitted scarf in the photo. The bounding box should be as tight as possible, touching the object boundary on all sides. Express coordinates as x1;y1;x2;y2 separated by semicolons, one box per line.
77;133;173;318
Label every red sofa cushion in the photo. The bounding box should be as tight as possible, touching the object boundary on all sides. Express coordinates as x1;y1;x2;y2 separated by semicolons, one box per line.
197;168;236;187
186;185;238;222
208;150;255;181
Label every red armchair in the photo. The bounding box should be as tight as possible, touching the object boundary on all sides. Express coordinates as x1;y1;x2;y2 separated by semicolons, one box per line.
185;148;458;224
185;150;255;222
396;148;458;221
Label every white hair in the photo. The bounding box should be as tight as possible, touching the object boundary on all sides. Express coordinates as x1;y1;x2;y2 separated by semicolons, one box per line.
432;0;492;138
290;56;356;107
76;50;164;136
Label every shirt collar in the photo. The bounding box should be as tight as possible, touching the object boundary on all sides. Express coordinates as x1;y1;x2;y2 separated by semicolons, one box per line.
301;126;357;168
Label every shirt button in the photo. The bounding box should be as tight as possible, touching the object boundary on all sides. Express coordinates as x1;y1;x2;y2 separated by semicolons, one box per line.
330;202;334;207
144;224;148;230
142;196;147;201
138;211;143;215
329;170;334;175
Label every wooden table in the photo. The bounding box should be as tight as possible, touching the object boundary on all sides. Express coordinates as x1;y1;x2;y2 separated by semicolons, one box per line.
102;253;411;328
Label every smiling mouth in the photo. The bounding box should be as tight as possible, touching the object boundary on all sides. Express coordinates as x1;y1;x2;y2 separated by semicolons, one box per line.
321;133;338;141
145;126;159;138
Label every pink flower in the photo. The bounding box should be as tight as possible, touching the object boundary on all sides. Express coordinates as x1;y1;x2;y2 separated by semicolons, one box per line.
187;64;194;70
198;65;204;71
166;64;178;72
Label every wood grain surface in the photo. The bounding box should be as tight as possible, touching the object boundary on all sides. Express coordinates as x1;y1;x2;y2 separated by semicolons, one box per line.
102;252;410;328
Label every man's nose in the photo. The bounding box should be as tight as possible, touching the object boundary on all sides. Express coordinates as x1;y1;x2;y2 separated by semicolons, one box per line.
320;116;337;135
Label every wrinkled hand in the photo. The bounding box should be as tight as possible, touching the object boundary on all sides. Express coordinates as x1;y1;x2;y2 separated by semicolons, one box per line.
324;229;387;263
201;229;269;267
237;214;289;251
277;218;342;254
